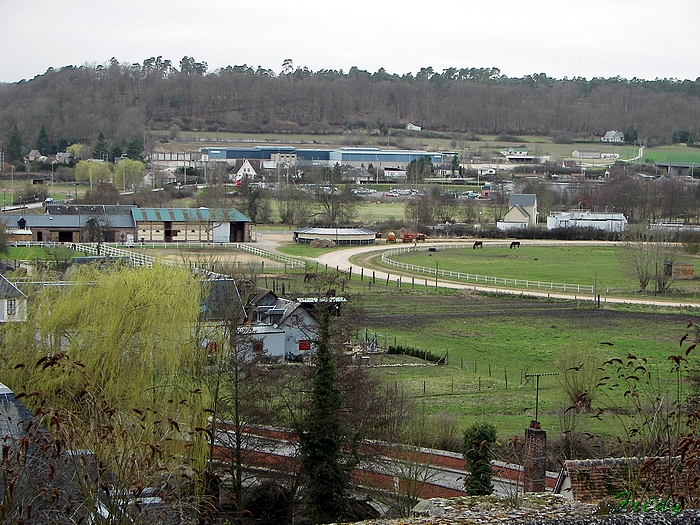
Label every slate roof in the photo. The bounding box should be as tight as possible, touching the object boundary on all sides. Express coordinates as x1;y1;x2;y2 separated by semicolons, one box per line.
0;274;26;299
2;214;134;229
200;278;245;321
47;204;137;216
508;194;537;208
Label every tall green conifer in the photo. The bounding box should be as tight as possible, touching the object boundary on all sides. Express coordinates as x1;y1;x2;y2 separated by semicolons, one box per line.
299;310;349;523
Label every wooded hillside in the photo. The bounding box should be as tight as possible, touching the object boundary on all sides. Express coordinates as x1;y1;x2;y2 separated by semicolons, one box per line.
1;57;699;150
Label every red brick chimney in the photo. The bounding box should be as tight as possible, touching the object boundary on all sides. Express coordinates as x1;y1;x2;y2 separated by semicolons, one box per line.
523;420;546;492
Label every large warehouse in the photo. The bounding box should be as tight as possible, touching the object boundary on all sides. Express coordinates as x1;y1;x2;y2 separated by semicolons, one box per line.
200;146;444;169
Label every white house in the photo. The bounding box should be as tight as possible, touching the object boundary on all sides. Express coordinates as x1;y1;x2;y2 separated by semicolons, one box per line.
497;194;538;230
546;210;628;232
601;131;625;143
229;159;264;185
247;291;321;361
0;274;27;322
405;123;422;132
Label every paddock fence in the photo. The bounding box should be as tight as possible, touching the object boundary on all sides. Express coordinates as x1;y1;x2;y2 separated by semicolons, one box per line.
381;242;596;295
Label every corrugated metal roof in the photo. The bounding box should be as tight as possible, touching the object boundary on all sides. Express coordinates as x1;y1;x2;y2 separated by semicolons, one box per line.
132;208;250;223
294;227;375;236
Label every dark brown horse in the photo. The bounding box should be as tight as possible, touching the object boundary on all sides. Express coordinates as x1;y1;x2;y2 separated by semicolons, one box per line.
473;241;483;249
510;241;521;249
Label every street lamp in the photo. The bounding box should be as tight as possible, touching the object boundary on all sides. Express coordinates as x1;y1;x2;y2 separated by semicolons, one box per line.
51;161;56;200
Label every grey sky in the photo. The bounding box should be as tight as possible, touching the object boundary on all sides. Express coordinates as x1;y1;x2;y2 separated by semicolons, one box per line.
1;0;697;83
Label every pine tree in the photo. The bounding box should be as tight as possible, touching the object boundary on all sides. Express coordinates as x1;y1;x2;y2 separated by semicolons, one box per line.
35;125;49;155
299;310;349;523
7;125;23;163
125;137;143;160
92;131;109;160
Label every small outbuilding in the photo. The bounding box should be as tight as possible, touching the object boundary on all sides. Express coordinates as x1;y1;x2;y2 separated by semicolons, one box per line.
664;261;694;280
293;227;376;245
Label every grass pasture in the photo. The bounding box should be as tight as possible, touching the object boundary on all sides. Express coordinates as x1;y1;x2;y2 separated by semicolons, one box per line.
356;287;698;441
382;244;700;297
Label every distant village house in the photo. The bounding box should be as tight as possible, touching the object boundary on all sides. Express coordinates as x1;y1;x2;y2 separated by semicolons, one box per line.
601;130;625;143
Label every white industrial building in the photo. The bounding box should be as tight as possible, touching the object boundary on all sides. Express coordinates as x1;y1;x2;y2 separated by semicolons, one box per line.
546;210;628;232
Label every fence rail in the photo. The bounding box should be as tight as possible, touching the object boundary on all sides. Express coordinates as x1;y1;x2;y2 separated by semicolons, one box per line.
11;241;305;270
381;243;595;294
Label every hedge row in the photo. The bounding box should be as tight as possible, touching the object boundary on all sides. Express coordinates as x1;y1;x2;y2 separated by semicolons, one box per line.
387;344;445;364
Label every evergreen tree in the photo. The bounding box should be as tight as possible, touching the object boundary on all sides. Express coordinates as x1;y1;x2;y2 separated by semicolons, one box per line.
35;125;49;155
125;137;143;160
462;421;497;495
7;125;23;163
92;131;110;160
299;310;349;523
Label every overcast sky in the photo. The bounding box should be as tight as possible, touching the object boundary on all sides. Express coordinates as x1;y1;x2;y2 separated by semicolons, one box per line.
1;0;698;83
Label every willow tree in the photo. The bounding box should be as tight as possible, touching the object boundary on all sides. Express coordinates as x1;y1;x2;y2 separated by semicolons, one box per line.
0;264;209;514
74;160;113;186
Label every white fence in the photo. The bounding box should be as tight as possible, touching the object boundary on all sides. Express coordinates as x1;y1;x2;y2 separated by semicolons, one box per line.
14;241;306;271
381;243;595;294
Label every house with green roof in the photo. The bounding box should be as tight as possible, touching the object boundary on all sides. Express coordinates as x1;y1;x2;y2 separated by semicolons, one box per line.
131;208;251;243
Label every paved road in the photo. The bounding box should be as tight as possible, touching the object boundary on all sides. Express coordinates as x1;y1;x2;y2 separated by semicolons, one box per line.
296;239;700;309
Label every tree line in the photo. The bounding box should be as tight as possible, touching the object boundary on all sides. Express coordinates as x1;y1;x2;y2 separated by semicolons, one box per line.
1;57;699;157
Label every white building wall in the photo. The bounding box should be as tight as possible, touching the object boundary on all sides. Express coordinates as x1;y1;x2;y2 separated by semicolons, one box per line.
497;221;528;231
547;212;627;232
252;331;286;358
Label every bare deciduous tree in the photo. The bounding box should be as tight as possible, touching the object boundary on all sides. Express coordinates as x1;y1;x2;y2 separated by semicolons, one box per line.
622;229;680;294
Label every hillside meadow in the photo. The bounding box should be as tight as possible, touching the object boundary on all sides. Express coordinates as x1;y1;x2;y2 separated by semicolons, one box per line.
5;243;700;447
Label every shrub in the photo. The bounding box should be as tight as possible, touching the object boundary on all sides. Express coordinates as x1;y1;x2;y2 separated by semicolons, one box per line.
462;422;497;495
387;345;445;364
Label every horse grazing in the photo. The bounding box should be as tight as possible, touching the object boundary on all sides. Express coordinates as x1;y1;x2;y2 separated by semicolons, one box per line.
510;241;521;249
304;273;318;282
473;241;483;249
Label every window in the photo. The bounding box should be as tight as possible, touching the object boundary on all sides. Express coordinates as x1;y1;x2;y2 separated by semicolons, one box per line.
7;299;15;316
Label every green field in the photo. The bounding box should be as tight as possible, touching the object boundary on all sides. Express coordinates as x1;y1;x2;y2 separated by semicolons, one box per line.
382;244;700;296
352;284;697;442
641;145;700;165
